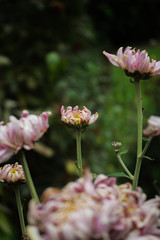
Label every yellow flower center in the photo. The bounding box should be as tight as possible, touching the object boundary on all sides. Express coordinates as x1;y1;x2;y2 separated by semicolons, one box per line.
73;113;81;120
55;193;96;225
10;168;17;174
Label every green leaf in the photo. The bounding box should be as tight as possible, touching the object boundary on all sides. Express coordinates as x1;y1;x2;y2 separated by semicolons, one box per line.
0;211;12;235
143;155;154;161
119;149;128;155
143;137;149;142
108;172;131;179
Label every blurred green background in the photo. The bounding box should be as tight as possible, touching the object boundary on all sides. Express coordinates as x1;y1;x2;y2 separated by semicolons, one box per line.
1;0;160;239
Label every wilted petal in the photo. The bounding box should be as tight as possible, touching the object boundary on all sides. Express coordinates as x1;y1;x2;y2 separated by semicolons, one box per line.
126;230;160;240
21;110;29;118
143;115;160;137
151;61;160;75
117;47;123;59
60;105;65;115
20;111;51;149
103;50;125;69
0;117;23;163
27;226;42;240
88;112;99;125
0;148;14;164
0;110;51;163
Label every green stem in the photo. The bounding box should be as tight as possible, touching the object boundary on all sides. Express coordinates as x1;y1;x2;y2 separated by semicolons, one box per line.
20;152;40;204
140;137;152;159
133;79;143;190
14;185;26;236
115;151;134;180
76;129;83;177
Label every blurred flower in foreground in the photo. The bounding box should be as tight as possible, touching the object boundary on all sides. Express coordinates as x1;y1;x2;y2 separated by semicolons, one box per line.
27;170;160;240
103;47;160;80
143;115;160;137
0;162;25;183
0;110;51;163
61;105;98;128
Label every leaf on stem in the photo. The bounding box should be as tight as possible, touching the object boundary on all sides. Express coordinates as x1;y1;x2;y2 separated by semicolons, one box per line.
108;172;131;179
142;137;149;142
143;156;154;161
119;149;128;156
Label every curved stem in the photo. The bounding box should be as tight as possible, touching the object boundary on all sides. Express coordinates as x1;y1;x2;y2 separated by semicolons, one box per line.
133;79;143;190
14;185;26;237
115;151;134;180
76;129;83;177
20;152;40;204
141;137;152;159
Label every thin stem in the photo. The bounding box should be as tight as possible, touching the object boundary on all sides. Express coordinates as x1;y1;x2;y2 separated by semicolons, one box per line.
14;185;26;236
140;137;152;159
133;79;143;190
115;151;134;180
76;129;83;177
20;152;40;204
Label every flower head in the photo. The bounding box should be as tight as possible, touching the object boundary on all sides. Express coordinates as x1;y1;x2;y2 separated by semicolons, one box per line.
0;162;25;183
143;115;160;137
0;110;51;163
61;105;98;128
27;171;160;240
103;47;160;80
0;117;24;163
20;110;51;150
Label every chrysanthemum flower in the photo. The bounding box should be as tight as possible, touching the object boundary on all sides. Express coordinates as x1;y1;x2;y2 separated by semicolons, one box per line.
143;115;160;137
27;171;160;240
0;110;51;163
61;106;98;128
0;117;24;163
20;110;51;150
103;47;160;80
0;162;25;183
126;231;160;240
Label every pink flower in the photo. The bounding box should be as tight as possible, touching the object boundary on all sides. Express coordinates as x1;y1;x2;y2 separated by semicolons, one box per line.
143;116;160;137
27;171;160;240
0;117;24;163
0;162;25;183
61;106;98;128
0;110;51;163
20;110;51;150
126;231;160;240
103;47;160;79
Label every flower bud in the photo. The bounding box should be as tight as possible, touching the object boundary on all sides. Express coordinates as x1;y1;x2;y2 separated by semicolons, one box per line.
61;105;98;129
112;141;122;150
0;162;25;183
143;115;160;137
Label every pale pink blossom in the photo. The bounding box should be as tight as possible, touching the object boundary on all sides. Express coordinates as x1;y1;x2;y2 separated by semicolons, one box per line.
126;230;160;240
61;105;98;128
0;117;24;163
27;171;160;240
0;110;51;163
103;47;160;79
20;110;51;150
0;162;25;183
143;115;160;137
